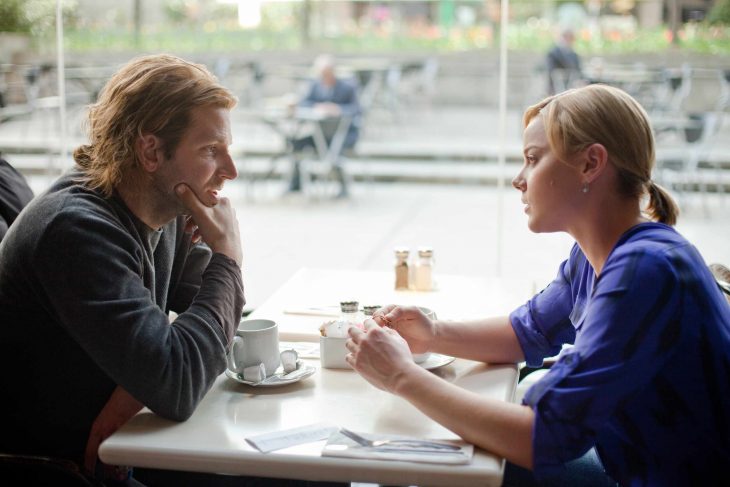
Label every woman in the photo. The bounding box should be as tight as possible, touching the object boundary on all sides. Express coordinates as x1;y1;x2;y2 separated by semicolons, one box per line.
346;84;730;486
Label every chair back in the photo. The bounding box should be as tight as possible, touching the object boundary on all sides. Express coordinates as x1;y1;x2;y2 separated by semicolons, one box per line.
0;453;105;487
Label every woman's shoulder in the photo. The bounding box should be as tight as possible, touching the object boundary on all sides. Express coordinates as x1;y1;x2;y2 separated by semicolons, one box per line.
614;222;691;259
607;222;706;284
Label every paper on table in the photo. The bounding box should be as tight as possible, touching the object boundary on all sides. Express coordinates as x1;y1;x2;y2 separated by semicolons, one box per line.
283;306;340;317
321;430;473;465
246;423;338;453
279;341;320;359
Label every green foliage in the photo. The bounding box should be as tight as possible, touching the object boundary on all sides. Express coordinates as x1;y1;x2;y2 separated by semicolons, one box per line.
55;22;730;56
163;0;189;25
163;0;237;27
0;0;31;33
708;0;730;26
0;0;79;35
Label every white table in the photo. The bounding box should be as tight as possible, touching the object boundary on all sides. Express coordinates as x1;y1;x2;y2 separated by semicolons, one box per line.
258;267;532;342
257;105;353;196
99;268;526;487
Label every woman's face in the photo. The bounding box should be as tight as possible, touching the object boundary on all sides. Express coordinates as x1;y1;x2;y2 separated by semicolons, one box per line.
512;116;584;233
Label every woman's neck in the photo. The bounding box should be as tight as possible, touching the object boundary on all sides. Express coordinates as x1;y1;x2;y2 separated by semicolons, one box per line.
570;197;647;277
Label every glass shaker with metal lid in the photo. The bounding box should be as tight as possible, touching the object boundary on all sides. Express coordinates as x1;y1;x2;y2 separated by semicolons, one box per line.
339;301;363;329
394;247;410;290
414;247;434;291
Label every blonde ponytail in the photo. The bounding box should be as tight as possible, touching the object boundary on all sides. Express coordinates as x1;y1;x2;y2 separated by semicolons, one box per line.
646;181;679;226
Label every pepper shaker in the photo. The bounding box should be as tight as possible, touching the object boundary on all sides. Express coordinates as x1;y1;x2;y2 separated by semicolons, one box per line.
394;247;410;290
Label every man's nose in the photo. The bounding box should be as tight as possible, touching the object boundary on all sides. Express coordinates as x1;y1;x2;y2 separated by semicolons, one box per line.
220;153;238;181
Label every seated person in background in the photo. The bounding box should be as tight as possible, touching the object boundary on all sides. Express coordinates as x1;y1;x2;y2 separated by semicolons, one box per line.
0;156;34;242
288;54;361;198
0;54;245;485
546;28;584;95
347;84;730;486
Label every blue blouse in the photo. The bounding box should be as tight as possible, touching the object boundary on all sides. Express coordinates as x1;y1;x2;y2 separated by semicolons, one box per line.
510;222;730;486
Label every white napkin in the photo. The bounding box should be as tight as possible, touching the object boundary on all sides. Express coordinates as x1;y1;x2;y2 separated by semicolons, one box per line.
321;430;473;465
246;423;339;453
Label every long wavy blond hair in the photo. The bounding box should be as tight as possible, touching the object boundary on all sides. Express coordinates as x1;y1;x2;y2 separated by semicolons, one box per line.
73;54;237;197
523;84;679;225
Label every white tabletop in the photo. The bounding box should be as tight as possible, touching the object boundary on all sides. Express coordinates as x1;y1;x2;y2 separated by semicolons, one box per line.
99;268;525;486
258;267;532;342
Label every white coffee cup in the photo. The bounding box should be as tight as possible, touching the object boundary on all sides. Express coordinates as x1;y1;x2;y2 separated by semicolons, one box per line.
227;319;281;377
412;307;436;364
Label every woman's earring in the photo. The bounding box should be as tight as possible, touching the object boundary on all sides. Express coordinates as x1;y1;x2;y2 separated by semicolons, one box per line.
582;183;589;193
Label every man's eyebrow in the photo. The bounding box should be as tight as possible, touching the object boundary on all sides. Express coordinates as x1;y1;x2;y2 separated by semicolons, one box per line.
197;132;231;145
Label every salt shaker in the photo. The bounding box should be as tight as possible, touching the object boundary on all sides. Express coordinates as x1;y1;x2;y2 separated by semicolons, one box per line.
414;247;434;291
394;247;410;290
339;301;363;330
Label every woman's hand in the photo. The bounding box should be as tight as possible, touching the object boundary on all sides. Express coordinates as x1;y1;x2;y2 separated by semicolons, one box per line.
346;320;423;393
371;304;437;354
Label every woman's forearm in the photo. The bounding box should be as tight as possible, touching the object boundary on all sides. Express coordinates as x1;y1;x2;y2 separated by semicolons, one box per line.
431;316;526;364
393;365;535;468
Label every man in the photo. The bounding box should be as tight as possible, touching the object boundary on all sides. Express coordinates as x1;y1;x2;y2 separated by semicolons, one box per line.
545;28;583;95
0;54;245;483
0;156;34;242
288;54;361;198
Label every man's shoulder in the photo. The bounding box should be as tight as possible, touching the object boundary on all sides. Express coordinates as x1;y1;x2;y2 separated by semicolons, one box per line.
28;178;114;223
14;178;130;251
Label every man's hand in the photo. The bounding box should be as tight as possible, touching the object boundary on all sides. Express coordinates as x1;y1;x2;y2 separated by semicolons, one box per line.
84;386;143;475
175;183;243;266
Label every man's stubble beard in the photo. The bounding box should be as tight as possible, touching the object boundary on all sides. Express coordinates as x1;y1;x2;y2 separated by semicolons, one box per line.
149;171;187;219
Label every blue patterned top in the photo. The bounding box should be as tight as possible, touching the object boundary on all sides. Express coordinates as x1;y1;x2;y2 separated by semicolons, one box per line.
510;222;730;486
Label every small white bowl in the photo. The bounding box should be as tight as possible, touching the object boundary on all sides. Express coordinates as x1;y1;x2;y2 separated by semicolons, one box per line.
319;335;351;369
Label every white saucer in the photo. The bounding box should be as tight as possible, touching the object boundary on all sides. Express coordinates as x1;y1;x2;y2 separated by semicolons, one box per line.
226;364;316;387
419;353;455;370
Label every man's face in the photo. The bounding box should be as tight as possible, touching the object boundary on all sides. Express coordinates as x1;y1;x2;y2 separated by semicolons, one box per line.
152;105;236;214
321;66;336;87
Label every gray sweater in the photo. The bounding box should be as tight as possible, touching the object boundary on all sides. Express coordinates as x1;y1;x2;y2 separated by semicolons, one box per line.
0;171;245;463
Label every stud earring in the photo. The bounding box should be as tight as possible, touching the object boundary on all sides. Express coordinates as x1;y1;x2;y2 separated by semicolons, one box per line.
582;183;589;193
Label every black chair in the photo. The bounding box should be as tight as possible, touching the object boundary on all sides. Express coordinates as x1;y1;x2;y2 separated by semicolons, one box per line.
709;263;730;303
0;453;106;486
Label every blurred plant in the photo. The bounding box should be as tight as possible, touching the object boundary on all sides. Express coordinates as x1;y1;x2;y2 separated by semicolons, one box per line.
0;0;79;36
26;0;80;36
164;0;236;27
708;0;730;25
0;0;32;33
164;0;190;25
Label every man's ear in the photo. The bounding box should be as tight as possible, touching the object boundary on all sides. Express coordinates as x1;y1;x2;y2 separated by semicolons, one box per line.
581;143;608;184
136;134;163;173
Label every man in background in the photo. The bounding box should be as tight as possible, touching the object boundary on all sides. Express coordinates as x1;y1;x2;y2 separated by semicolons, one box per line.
288;54;361;199
545;28;584;95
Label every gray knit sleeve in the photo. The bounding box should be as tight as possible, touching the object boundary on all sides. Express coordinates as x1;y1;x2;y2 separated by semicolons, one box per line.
34;207;242;421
